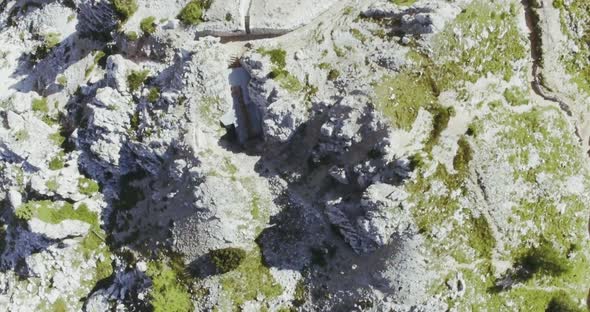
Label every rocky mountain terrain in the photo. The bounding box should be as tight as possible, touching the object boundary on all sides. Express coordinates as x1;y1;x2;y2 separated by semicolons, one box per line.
0;0;589;311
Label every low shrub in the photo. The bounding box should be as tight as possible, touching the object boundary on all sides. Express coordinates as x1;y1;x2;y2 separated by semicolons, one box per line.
327;69;340;81
127;70;149;92
15;204;34;221
48;152;65;170
78;177;99;196
111;0;138;22
210;247;247;273
178;1;204;25
126;31;139;41
140;16;157;35
147;87;160;102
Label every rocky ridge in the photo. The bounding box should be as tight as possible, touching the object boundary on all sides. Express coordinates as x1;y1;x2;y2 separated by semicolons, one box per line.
0;0;589;311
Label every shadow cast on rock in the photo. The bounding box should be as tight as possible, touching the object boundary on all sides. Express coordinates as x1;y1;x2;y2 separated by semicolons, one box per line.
247;99;416;309
10;31;107;96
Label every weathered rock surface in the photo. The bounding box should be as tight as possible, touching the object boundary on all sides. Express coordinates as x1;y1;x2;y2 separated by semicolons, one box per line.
0;0;589;311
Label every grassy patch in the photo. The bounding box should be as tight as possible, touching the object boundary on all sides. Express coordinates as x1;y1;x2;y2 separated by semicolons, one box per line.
129;110;140;134
453;136;472;179
258;47;303;93
374;72;438;130
146;260;193;312
219;247;283;308
503;86;529;106
498;106;581;181
333;43;346;58
257;48;286;68
434;1;526;82
555;1;590;94
467;214;495;259
545;292;586;312
37;201;97;225
408;164;463;237
250;194;261;220
85;51;106;79
425;106;454;151
350;28;367;43
94;51;106;64
293;280;307;307
274;70;303;93
14;200;98;229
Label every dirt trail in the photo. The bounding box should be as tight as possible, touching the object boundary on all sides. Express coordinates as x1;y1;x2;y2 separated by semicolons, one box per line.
522;2;590;305
522;0;583;142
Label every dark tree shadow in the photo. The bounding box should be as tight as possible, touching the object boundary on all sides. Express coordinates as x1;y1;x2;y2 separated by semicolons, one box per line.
489;241;571;293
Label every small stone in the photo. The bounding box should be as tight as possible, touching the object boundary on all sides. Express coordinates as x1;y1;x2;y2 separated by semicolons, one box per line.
136;261;147;272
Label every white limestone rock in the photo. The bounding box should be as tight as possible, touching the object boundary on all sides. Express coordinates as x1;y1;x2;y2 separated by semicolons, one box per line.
28;219;91;240
249;0;339;34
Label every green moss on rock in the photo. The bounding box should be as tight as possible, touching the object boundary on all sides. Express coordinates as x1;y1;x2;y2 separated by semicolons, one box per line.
146;260;193;312
374;71;439;131
219;248;283;308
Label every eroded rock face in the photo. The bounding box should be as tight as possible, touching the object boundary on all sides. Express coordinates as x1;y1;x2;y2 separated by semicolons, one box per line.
248;0;340;34
0;0;589;311
78;0;119;37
